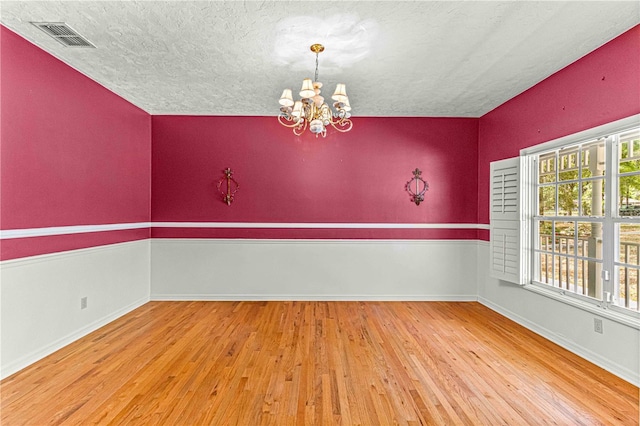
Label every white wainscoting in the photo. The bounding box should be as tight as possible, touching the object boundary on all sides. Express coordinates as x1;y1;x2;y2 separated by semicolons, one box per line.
151;239;479;301
0;240;151;379
5;237;637;386
476;241;640;387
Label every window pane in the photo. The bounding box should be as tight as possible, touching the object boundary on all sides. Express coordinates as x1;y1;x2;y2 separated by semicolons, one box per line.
557;255;572;289
580;179;605;217
554;221;575;255
550;254;579;292
578;222;603;260
539;253;551;283
539;153;556;183
616;266;639;311
581;140;605;179
618;175;640;216
538;220;553;251
571;219;604;299
558;149;579;181
553;255;562;286
576;259;587;295
618;129;640;173
618;223;640;264
558;183;578;216
539;186;556;216
583;259;603;300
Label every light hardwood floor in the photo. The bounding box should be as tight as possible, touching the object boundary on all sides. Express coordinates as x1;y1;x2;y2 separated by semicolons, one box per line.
1;301;638;425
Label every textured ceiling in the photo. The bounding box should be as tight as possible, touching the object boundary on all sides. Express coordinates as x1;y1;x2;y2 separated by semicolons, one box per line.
1;1;638;117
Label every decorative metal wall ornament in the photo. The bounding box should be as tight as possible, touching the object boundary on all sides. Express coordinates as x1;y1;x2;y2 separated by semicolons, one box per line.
405;168;429;206
217;168;239;205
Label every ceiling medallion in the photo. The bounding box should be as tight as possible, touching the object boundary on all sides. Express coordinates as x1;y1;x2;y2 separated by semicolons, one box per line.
278;44;352;138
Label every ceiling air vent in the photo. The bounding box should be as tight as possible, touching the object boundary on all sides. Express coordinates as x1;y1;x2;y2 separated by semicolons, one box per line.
31;22;95;48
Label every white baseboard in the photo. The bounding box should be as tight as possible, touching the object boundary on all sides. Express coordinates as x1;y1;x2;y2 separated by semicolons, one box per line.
1;296;149;380
151;294;478;301
478;296;640;387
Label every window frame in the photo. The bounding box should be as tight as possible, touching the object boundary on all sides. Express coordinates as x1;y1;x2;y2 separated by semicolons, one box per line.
521;114;640;326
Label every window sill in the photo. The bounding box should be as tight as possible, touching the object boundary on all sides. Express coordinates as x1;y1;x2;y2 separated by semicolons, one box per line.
524;282;640;330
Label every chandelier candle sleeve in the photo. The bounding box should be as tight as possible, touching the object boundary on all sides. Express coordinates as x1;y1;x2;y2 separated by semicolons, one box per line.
278;43;353;138
292;101;303;121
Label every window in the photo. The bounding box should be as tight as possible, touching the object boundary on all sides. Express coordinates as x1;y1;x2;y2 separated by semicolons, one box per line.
530;120;640;315
615;128;640;312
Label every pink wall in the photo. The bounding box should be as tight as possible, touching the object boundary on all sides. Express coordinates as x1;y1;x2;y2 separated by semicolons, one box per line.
4;22;637;257
478;24;640;230
1;27;152;259
151;116;479;239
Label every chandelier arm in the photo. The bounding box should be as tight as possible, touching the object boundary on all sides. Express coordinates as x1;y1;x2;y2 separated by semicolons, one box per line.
334;109;347;119
329;118;353;133
330;112;347;124
277;114;303;129
293;119;308;136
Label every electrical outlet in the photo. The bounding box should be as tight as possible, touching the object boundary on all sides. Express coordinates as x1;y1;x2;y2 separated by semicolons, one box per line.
81;297;87;310
594;318;603;334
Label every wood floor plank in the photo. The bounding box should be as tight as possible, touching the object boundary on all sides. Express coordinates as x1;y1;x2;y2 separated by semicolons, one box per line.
1;301;638;425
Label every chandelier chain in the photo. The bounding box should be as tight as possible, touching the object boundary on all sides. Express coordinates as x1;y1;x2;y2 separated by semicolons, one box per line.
314;52;319;82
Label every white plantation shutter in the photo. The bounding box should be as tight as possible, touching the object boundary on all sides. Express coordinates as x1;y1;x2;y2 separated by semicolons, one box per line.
490;157;529;284
491;161;519;221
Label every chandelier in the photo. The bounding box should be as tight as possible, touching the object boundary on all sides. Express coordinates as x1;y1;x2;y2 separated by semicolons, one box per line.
278;44;353;137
